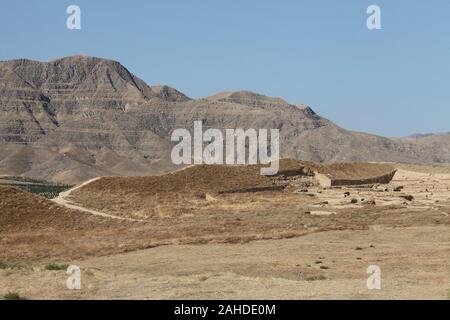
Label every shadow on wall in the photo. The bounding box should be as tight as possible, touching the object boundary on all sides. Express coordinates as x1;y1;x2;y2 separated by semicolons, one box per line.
315;170;397;187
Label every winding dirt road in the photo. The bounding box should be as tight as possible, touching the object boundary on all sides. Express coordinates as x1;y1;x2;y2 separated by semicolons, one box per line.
51;177;145;222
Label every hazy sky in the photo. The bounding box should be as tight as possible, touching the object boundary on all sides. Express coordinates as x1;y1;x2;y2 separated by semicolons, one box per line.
1;0;449;137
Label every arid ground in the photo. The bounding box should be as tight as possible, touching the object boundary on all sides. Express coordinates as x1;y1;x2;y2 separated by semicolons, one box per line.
0;161;449;299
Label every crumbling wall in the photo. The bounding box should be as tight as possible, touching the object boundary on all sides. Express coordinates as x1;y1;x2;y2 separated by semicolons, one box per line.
315;170;397;187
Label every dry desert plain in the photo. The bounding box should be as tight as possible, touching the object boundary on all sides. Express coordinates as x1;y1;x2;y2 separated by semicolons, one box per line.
0;160;449;299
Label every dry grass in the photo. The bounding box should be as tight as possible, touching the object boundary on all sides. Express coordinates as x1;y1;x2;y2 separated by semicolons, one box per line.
1;162;449;266
1;162;450;299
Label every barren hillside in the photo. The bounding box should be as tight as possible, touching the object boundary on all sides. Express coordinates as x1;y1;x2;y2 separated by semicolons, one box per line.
1;56;450;183
1;162;449;271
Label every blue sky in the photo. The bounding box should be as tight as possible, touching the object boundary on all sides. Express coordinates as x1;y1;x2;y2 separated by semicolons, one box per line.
1;0;449;137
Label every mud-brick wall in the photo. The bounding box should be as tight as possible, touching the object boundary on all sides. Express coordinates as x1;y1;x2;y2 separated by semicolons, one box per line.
329;170;397;186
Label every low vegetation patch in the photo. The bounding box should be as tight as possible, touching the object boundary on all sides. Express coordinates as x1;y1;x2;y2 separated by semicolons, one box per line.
45;263;69;271
0;176;72;199
0;262;24;270
306;275;327;281
3;292;25;300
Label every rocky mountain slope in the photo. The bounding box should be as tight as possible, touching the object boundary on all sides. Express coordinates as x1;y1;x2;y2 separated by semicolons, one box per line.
1;55;449;183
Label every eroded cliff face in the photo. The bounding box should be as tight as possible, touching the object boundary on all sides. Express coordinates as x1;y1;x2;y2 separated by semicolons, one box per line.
1;56;450;183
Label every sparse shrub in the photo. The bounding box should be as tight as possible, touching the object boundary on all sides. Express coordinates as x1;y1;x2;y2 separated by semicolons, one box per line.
306;275;327;281
3;292;25;300
45;263;69;271
0;262;23;270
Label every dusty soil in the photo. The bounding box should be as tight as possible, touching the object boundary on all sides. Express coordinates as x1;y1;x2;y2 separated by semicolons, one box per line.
1;226;449;299
0;161;449;299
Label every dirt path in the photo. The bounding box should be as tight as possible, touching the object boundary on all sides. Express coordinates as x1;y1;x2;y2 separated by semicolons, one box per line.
50;166;200;222
52;177;145;222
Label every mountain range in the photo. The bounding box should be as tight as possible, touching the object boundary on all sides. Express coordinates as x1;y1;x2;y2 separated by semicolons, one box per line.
1;55;449;183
